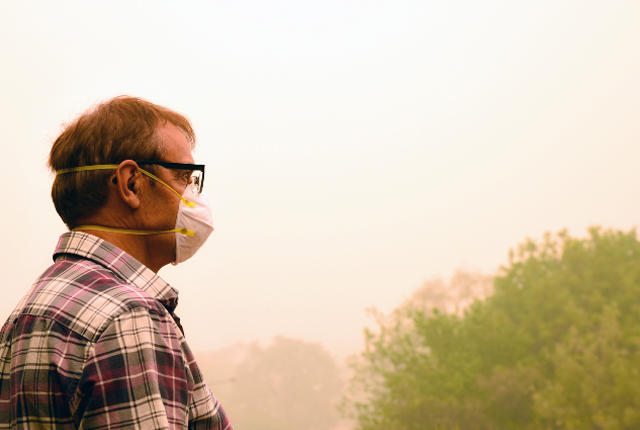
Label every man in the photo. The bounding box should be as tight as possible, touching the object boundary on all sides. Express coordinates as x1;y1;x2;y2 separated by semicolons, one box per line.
0;96;232;429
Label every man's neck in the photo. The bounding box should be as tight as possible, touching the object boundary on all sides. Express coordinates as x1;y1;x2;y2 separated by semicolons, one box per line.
74;228;173;273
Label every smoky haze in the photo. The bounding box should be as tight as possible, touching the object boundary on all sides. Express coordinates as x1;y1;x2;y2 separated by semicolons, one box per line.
1;1;640;428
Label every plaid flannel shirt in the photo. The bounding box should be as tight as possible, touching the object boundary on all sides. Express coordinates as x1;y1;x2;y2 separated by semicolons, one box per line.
0;232;232;430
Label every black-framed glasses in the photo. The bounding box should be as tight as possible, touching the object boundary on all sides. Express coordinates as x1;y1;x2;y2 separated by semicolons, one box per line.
136;160;206;194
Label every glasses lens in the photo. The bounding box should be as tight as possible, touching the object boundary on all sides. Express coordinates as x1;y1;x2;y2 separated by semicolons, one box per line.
191;170;204;193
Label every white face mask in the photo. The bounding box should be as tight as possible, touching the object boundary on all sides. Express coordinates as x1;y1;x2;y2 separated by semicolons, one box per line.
173;187;214;265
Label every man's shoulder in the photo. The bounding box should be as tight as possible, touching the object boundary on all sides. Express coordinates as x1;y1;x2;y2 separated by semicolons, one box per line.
13;256;168;342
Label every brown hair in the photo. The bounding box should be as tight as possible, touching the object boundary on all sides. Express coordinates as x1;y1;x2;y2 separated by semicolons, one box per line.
48;96;195;228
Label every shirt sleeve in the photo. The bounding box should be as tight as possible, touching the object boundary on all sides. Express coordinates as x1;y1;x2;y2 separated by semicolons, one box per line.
69;306;223;430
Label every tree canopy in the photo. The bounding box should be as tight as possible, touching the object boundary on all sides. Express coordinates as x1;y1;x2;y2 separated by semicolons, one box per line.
344;228;640;430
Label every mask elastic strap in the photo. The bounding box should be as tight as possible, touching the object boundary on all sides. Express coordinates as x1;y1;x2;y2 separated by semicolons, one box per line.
57;164;119;174
56;164;196;207
72;225;195;237
138;169;196;207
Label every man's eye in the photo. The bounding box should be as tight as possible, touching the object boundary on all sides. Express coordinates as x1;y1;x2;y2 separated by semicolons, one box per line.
174;171;191;183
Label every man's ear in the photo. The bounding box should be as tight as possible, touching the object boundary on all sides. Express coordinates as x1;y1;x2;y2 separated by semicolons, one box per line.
113;160;143;209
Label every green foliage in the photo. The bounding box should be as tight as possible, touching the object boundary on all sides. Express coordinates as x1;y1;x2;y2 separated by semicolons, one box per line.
344;228;640;430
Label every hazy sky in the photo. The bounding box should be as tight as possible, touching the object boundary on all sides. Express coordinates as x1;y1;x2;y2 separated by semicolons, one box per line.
1;1;639;359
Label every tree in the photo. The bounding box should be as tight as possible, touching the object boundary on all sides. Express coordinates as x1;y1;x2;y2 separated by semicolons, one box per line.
403;270;493;317
343;271;496;430
198;337;344;430
344;228;640;430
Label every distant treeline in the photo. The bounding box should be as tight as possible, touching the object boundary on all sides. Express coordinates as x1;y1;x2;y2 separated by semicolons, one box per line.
196;336;346;430
343;227;640;430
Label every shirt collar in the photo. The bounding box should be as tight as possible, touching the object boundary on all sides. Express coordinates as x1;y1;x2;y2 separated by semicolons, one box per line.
53;231;180;304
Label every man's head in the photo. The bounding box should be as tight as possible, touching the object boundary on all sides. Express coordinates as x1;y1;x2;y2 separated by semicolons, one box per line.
49;96;195;229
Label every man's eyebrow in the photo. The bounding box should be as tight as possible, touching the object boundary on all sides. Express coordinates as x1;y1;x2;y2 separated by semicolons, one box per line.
173;168;192;176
